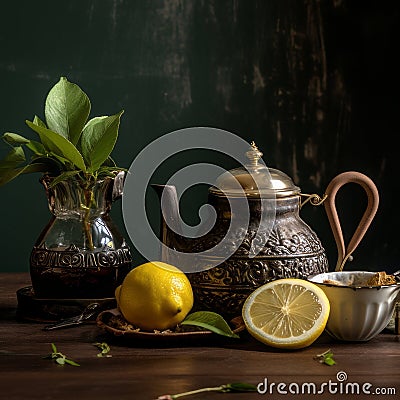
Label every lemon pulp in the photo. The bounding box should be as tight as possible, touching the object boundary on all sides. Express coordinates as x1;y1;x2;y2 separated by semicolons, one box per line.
242;278;330;349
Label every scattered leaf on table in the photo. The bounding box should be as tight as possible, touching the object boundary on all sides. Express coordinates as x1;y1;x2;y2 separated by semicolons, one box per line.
181;311;239;338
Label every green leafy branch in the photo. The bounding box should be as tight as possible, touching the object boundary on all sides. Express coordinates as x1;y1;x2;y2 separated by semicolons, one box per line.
314;349;336;366
43;343;80;367
0;76;125;187
43;342;113;366
0;77;126;250
93;342;112;357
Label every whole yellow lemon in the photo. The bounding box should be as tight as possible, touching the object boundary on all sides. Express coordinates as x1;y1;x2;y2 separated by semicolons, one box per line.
115;261;194;331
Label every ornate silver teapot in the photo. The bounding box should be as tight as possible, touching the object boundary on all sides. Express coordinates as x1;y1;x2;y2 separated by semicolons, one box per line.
153;143;379;317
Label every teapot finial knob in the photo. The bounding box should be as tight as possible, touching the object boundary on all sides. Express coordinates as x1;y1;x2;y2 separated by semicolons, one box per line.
246;141;263;166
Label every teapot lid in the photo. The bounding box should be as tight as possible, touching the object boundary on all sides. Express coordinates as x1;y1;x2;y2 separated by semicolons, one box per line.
209;142;300;198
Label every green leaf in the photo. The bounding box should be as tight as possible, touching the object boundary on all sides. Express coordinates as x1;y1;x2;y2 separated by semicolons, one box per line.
31;156;62;172
0;163;50;186
3;132;30;145
56;357;65;365
64;358;80;367
0;146;25;169
33;115;47;129
181;311;239;338
26;120;86;171
26;141;46;156
96;165;126;180
45;343;80;367
314;349;336;366
45;77;91;145
324;357;336;366
80;110;124;173
0;148;54;186
49;152;73;167
93;342;112;357
48;170;81;187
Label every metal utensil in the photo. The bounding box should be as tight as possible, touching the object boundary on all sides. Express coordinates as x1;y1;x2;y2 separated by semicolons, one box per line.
393;269;400;282
43;302;101;330
309;271;400;341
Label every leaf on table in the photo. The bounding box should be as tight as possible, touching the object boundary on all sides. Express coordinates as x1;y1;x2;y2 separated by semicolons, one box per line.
56;357;65;365
93;342;112;358
181;311;240;338
314;349;336;366
64;358;81;366
43;343;80;367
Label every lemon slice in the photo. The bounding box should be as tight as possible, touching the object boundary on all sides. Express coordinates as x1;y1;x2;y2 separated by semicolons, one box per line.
242;278;330;349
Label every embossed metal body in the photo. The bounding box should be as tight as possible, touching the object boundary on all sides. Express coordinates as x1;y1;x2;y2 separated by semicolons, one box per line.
187;195;327;317
153;143;379;318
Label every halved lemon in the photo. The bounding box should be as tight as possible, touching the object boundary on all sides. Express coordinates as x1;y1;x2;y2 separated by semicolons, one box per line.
242;278;330;349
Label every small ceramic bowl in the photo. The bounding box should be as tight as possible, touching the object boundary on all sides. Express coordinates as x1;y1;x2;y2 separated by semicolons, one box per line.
308;271;400;342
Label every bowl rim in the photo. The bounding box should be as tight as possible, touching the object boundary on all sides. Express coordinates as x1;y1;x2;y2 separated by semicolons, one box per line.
308;271;400;290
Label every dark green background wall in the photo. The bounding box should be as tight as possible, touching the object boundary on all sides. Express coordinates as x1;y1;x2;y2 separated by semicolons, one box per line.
0;0;399;274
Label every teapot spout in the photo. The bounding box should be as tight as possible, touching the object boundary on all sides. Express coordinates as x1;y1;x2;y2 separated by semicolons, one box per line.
151;184;183;259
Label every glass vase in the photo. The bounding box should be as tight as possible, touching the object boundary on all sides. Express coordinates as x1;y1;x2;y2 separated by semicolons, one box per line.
30;172;133;299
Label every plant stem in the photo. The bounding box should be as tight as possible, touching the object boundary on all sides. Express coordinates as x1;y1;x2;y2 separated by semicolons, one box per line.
82;186;94;250
83;214;94;250
168;386;226;399
157;382;257;399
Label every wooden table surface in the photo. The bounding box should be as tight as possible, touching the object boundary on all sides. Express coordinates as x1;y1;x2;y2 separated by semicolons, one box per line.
1;273;399;400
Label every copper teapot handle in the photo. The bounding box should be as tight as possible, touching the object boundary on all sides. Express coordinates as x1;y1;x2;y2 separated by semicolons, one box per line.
324;171;379;272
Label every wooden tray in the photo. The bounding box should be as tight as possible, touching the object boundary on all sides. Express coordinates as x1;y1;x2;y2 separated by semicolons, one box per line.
96;308;245;343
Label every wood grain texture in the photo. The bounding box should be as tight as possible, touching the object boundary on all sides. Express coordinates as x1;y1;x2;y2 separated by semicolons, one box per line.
1;274;400;400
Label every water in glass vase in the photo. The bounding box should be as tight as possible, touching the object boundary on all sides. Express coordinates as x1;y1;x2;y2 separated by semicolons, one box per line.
30;172;133;299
